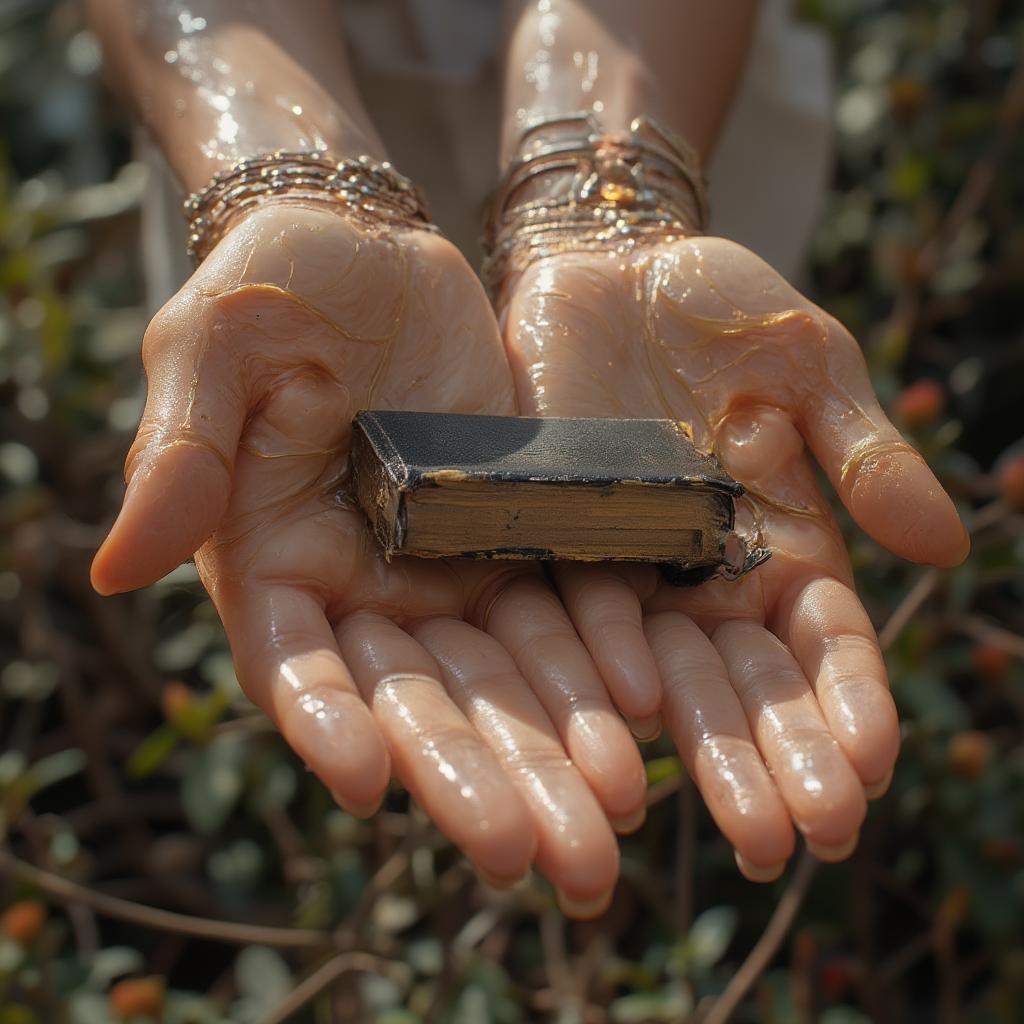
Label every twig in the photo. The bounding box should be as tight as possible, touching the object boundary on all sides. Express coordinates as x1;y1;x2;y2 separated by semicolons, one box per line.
955;614;1024;658
878;568;941;653
876;497;1005;653
674;777;696;935
646;774;684;807
698;849;818;1024
877;932;933;988
540;909;577;1011
257;951;404;1024
452;904;508;959
916;56;1024;277
878;56;1024;348
0;849;328;949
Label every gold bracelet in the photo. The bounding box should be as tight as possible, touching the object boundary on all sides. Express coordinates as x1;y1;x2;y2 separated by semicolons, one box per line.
183;150;438;263
482;113;709;295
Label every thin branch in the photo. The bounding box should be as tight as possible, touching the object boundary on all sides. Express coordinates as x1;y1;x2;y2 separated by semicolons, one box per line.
540;909;577;1011
878;568;942;653
916;55;1024;276
955;614;1024;658
674;777;696;935
876;498;1005;653
0;849;329;950
699;849;818;1024
257;951;404;1024
646;773;684;807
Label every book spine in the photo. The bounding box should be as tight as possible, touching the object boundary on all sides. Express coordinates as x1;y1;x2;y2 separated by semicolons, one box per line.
353;412;410;488
350;427;401;558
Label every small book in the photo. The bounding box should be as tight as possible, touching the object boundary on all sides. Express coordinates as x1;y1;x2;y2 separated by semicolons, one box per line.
350;411;766;580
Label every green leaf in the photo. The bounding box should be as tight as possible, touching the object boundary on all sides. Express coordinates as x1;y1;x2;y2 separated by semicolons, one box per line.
376;1012;420;1024
610;984;693;1023
892;673;968;732
20;748;86;799
172;688;230;743
182;735;246;834
676;907;739;971
68;992;114;1024
234;946;292;1004
0;1005;39;1024
86;946;143;988
645;757;682;786
249;758;296;815
821;1009;873;1024
360;973;402;1011
126;725;180;780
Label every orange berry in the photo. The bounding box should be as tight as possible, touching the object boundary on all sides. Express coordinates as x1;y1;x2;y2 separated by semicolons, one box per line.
983;837;1021;867
110;978;165;1020
894;379;945;429
971;642;1012;681
160;680;193;722
820;956;858;1001
998;456;1024;510
948;730;992;780
1;900;46;945
889;76;927;120
936;884;971;935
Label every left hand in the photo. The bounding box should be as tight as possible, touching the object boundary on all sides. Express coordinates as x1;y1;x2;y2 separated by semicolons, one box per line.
497;235;969;880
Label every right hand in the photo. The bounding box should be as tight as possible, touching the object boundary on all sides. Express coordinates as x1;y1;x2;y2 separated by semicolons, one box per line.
497;234;968;880
92;202;650;915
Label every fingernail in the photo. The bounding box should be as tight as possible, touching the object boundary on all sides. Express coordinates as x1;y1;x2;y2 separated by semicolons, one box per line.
556;887;613;920
734;850;785;883
627;714;662;742
330;790;383;820
475;866;529;891
806;832;859;863
610;805;646;835
864;769;893;800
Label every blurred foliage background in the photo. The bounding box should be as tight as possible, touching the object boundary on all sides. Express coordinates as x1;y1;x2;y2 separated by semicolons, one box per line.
0;1;1022;1021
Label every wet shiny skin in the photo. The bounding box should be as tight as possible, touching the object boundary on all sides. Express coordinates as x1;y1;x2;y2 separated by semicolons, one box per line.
93;203;653;913
499;236;969;875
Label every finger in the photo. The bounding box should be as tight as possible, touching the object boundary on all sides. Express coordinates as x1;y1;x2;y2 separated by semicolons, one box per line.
643;611;795;877
412;617;620;917
771;575;899;793
334;611;537;884
483;575;648;832
551;562;663;724
713;619;867;859
222;586;389;815
92;296;247;594
794;313;968;567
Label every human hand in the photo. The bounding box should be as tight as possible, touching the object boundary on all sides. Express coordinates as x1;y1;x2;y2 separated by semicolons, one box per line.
92;203;652;914
498;235;969;880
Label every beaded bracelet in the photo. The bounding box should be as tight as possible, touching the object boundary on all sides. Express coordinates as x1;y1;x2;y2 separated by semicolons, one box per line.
183;150;437;263
482;114;709;295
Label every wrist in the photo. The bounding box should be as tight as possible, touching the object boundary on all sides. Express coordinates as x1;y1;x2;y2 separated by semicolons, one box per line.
184;151;438;263
108;6;387;191
483;113;707;298
156;96;385;195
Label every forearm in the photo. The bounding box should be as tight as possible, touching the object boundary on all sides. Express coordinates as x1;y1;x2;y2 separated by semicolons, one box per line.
500;0;757;163
85;0;384;191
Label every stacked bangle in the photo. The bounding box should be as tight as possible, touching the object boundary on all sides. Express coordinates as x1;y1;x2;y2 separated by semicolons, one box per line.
482;113;708;295
183;150;437;263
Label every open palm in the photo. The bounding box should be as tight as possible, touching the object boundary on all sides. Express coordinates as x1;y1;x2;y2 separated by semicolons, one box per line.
499;236;969;879
93;204;652;913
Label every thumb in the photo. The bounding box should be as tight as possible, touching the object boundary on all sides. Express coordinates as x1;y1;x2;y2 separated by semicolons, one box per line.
795;314;969;568
92;297;247;594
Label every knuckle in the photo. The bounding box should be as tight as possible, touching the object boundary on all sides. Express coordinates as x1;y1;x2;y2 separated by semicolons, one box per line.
510;626;580;673
413;721;486;764
571;571;637;613
503;743;574;778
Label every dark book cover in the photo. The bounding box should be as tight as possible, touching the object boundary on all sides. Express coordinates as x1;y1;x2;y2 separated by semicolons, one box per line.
350;411;766;580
